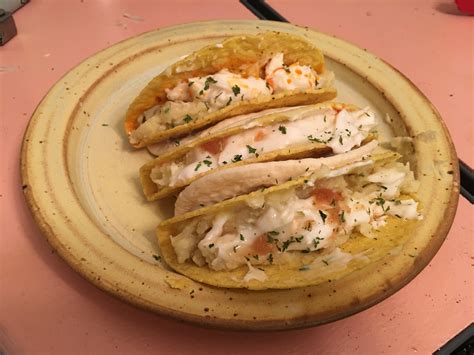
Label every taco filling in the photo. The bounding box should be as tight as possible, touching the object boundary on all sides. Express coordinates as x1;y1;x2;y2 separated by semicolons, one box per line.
129;53;334;145
168;161;420;273
150;106;375;188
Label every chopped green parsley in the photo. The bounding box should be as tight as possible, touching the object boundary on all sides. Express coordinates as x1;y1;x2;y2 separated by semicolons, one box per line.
203;76;217;90
246;145;257;155
267;253;273;264
232;84;241;96
339;211;346;223
232;154;242;162
183;114;193;123
319;210;327;224
278;125;287;134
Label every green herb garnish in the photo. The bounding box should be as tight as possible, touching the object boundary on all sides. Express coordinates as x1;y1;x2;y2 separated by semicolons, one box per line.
246;145;257;154
313;237;323;248
308;135;326;143
203;76;217;90
319;210;327;224
281;239;294;252
232;154;242;162
232;84;241;96
267;253;273;264
278;125;287;134
339;211;346;222
303;221;313;231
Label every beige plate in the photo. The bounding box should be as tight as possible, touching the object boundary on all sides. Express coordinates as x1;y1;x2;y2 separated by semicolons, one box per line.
21;20;459;330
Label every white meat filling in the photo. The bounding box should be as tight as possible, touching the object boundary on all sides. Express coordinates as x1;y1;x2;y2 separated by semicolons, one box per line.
150;107;376;188
170;162;421;271
130;53;331;144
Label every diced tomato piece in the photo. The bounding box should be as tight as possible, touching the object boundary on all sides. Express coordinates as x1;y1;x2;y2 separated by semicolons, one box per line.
200;137;228;155
312;188;343;206
326;208;340;224
266;78;274;89
251;234;275;255
254;130;267;141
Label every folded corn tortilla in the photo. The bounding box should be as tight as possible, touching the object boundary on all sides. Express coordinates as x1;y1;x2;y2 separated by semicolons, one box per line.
157;151;421;290
125;32;337;148
140;102;377;201
175;140;379;215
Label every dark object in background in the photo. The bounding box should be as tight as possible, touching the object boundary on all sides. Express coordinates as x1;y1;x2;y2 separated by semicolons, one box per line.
0;9;17;46
0;0;30;46
455;0;474;15
434;323;474;355
1;0;29;13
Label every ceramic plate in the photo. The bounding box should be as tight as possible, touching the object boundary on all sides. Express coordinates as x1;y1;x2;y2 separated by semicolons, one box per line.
21;20;459;330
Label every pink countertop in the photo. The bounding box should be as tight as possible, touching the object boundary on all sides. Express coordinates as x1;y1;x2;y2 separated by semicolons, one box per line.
0;1;472;354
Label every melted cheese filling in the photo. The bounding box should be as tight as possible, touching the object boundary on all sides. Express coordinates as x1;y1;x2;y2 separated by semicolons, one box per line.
150;107;375;187
170;161;421;272
129;53;332;144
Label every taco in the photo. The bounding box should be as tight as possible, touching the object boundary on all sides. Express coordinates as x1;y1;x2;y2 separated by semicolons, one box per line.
125;32;337;148
146;106;303;157
157;151;421;290
140;102;377;201
175;140;378;215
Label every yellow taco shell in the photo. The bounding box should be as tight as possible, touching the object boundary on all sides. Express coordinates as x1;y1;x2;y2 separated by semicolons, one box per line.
125;32;337;148
157;151;420;290
140;102;374;201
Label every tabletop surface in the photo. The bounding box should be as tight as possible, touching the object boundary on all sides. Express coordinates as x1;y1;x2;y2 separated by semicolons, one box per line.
0;1;472;354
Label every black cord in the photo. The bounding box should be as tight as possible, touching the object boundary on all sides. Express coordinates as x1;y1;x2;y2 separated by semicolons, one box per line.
240;0;288;22
460;160;474;203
